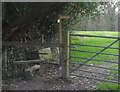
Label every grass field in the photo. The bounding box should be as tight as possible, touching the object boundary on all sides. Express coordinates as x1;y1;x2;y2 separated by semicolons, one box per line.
96;82;120;90
70;31;119;90
70;31;119;65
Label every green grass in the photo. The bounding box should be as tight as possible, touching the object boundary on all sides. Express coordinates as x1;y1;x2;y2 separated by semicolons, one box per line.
110;64;118;75
108;64;118;80
96;82;120;91
96;64;119;90
71;31;119;65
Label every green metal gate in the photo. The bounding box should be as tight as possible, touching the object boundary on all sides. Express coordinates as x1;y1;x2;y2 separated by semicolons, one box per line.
69;32;120;84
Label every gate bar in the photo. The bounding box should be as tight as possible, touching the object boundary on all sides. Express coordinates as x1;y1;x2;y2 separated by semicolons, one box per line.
72;69;119;78
70;62;119;72
70;44;119;50
70;49;119;56
70;34;120;39
118;32;120;84
70;74;118;84
71;56;119;64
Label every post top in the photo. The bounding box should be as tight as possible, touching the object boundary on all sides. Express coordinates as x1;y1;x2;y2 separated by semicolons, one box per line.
58;15;70;19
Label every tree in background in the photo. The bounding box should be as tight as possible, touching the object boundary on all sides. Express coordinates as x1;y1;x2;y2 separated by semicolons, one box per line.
72;1;119;31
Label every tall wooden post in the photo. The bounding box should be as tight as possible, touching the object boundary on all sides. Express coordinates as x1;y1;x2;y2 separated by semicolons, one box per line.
61;30;70;78
4;46;8;74
42;34;44;44
58;15;70;79
39;63;44;77
58;18;62;66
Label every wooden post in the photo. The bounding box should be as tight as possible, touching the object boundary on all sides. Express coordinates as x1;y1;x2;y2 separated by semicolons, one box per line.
57;15;70;79
59;20;62;65
58;15;70;66
69;31;72;69
4;46;8;74
39;63;44;77
42;34;44;44
14;64;17;78
58;18;62;66
61;31;70;78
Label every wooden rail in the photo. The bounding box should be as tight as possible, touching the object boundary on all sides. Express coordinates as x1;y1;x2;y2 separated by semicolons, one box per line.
13;59;59;65
13;59;46;64
2;41;59;47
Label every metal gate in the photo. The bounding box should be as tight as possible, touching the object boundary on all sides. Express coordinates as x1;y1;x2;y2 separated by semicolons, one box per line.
69;32;120;84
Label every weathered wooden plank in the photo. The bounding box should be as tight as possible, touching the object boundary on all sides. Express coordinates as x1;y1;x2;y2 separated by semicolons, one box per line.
29;52;48;55
13;59;59;66
2;41;41;46
2;41;59;47
13;59;46;64
58;15;70;19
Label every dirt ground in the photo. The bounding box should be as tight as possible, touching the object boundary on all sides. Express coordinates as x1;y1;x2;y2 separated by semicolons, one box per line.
2;62;115;90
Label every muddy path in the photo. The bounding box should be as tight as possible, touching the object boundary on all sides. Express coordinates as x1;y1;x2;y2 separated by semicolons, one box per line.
2;62;116;90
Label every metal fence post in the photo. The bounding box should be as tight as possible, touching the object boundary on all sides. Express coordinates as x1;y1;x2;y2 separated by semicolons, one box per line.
118;10;120;87
118;36;120;85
